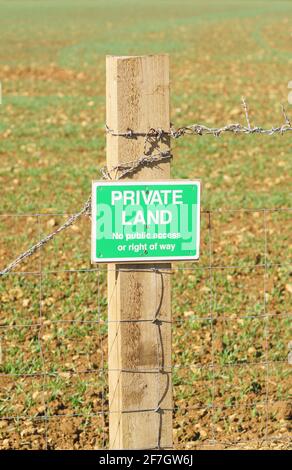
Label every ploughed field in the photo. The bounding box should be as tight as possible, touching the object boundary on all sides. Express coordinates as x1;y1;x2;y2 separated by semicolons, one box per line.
0;0;291;449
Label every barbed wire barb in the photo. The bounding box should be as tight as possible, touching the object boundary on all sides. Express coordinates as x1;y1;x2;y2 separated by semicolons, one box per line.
281;104;291;127
242;96;252;130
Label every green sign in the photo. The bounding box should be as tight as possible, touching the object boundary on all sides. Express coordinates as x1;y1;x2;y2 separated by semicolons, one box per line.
91;180;200;263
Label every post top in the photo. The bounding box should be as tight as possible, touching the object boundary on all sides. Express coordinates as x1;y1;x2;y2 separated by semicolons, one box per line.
106;54;169;60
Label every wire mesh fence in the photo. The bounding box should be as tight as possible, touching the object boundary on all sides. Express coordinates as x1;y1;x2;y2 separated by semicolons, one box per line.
0;207;291;449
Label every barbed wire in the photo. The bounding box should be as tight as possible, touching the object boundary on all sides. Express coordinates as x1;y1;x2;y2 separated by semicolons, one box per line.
1;98;291;277
106;117;292;139
0;197;91;277
106;99;292;139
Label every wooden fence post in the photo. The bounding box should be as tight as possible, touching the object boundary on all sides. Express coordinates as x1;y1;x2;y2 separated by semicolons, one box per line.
106;55;172;450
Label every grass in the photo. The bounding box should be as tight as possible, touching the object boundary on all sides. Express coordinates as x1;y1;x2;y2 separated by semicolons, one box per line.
0;0;291;450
